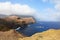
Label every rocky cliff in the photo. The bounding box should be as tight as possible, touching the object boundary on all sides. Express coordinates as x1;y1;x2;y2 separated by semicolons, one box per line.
0;16;35;40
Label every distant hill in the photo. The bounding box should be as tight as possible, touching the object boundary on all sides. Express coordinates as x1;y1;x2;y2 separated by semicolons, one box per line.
9;14;34;18
0;14;8;18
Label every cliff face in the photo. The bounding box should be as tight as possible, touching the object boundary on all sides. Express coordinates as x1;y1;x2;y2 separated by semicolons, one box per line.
18;29;60;40
5;16;35;24
0;16;35;31
0;16;35;40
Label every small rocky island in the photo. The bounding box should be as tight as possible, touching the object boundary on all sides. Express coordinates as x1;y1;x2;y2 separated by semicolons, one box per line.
0;16;35;40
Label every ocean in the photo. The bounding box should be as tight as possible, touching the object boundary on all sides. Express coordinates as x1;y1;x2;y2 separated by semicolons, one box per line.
17;21;60;36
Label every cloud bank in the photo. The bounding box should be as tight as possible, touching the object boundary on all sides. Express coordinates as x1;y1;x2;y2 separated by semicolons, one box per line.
36;0;60;21
36;8;60;21
0;2;36;15
0;1;60;21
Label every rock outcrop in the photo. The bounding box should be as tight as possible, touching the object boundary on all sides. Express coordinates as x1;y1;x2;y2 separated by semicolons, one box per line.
18;29;60;40
0;16;35;31
0;16;35;40
5;16;35;24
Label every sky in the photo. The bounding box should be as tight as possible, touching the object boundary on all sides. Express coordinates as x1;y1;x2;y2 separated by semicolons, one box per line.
0;0;60;22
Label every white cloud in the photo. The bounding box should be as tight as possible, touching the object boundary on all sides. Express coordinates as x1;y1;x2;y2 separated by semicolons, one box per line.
0;1;60;21
42;0;60;10
50;0;60;4
55;4;60;11
41;0;60;21
0;2;36;15
35;8;60;21
47;0;60;11
42;0;60;3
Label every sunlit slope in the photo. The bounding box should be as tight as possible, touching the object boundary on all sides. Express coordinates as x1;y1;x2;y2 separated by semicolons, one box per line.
18;29;60;40
0;30;26;40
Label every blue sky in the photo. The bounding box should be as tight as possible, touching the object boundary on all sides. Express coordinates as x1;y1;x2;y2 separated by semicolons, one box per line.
0;0;54;11
0;0;60;21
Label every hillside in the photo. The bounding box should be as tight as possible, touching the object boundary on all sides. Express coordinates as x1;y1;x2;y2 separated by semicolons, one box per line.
18;29;60;40
0;16;35;40
0;30;26;40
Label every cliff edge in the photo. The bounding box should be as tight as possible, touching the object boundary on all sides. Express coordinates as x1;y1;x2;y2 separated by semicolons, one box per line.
0;16;35;40
18;29;60;40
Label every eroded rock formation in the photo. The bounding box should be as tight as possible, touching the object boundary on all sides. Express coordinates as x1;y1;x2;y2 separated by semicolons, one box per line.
0;16;35;31
0;16;35;40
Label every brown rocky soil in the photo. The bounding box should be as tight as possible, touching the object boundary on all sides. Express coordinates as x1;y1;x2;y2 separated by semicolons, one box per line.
0;30;26;40
0;16;35;40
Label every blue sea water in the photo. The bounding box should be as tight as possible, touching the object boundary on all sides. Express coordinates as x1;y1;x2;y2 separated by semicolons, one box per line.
17;21;60;36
